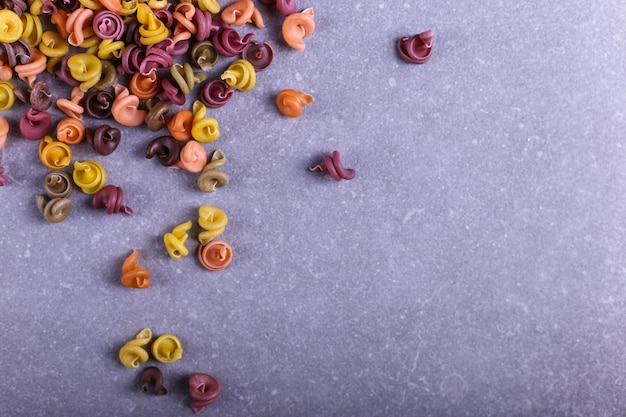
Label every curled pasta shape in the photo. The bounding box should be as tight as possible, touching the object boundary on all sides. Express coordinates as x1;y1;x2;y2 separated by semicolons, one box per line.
191;100;219;142
36;195;72;222
39;31;68;72
397;29;433;65
144;100;170;131
163;220;192;259
139;46;173;76
198;149;229;193
211;28;254;57
158;77;186;106
78;0;104;10
20;108;52;140
29;80;52;111
166;109;193;141
92;184;133;215
172;2;196;34
97;39;125;60
191;8;213;41
14;47;45;87
197;205;227;245
177;141;207;173
50;10;69;38
140;367;168;396
242;40;274;72
119;0;138;17
29;0;45;15
120;249;150;287
92;10;124;39
3;0;28;15
56;117;85;145
56;86;84;119
72;159;106;194
137;3;168;45
0;166;5;186
111;84;146;126
67;53;102;91
170;62;206;95
198;240;232;271
65;7;93;46
83;90;113;119
20;12;43;46
188;373;220;414
119;328;152;369
258;0;296;15
220;59;256;92
0;80;15;111
43;170;73;198
309;150;356;181
282;7;314;51
0;116;8;149
93;60;118;90
129;71;160;99
39;135;71;169
199;78;233;109
276;89;313;118
0;10;24;43
196;0;219;13
119;43;144;74
0;58;12;80
145;136;181;166
221;0;263;27
190;40;218;70
86;124;121;155
151;334;183;364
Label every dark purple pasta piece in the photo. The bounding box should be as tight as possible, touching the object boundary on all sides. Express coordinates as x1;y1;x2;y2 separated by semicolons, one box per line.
242;40;274;72
55;0;79;12
139;367;168;396
0;0;28;15
86;125;121;156
30;80;53;111
20;108;52;141
83;90;114;119
0;166;6;186
139;47;174;76
91;185;133;215
145;135;181;167
153;8;173;27
120;44;145;75
192;8;214;41
199;78;233;109
0;39;32;67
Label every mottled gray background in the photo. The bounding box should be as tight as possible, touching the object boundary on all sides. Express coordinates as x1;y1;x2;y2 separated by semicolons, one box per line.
2;1;626;416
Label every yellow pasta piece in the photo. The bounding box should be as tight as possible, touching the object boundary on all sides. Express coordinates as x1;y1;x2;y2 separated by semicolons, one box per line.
163;220;192;259
220;59;256;92
191;100;219;143
197;205;227;245
39;136;72;170
72;160;106;194
118;328;152;369
151;334;183;364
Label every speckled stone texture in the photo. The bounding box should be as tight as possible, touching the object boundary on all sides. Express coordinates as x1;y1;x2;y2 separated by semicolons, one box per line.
2;1;626;416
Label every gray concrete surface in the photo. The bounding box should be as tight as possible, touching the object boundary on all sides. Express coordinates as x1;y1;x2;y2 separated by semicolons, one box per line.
2;1;626;416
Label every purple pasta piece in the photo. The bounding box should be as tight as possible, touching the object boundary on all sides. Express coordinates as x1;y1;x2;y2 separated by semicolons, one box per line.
86;125;121;156
242;40;274;72
199;78;233;108
276;0;297;16
157;77;186;106
40;0;56;13
54;54;80;86
120;44;145;74
0;166;6;186
56;0;79;11
0;39;31;67
19;108;52;141
83;90;114;119
154;8;173;27
93;11;125;40
145;135;181;167
30;80;53;111
211;28;254;57
192;8;213;41
140;47;174;76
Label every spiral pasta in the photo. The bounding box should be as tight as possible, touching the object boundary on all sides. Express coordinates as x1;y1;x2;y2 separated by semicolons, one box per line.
170;62;206;95
0;10;24;43
166;109;193;141
14;47;46;87
151;334;183;364
191;100;219;143
220;59;255;92
190;40;218;70
282;7;315;51
119;328;152;369
198;149;228;193
188;373;220;414
111;84;146;126
196;0;220;14
221;0;263;28
65;7;94;46
92;184;133;215
56;86;84;119
67;53;102;91
137;3;168;45
276;89;314;118
36;195;73;223
0;80;15;110
198;240;232;271
56;117;85;145
177;141;206;173
39;135;72;170
72;159;106;194
43;171;74;199
163;220;192;260
120;249;150;288
197;205;227;245
20;12;43;46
